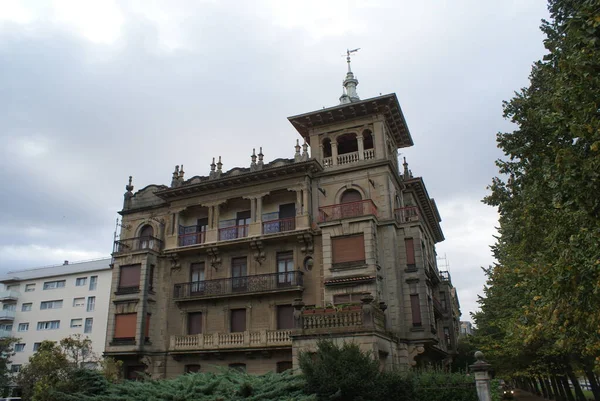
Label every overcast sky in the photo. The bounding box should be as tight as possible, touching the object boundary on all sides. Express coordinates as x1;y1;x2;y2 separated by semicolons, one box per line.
0;0;550;321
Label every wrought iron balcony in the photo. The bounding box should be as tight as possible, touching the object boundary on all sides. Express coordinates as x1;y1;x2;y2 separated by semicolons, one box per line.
439;270;451;282
394;206;420;223
113;236;162;254
178;229;206;247
173;271;303;301
319;200;378;223
170;329;291;351
218;225;249;241
262;217;295;234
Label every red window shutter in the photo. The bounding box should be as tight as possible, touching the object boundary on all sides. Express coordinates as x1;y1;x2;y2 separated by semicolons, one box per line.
114;313;137;338
188;312;203;335
410;294;421;326
119;265;141;287
332;235;365;264
276;305;294;330
230;309;246;333
405;239;415;265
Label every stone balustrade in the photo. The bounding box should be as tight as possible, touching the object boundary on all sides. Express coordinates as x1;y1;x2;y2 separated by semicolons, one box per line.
170;329;292;351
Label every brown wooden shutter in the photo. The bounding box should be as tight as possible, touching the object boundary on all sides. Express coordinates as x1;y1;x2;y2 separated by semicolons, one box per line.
405;239;415;266
188;312;203;335
341;190;362;203
230;309;246;332
114;313;137;338
410;294;421;326
119;265;141;287
332;235;365;264
276;305;294;330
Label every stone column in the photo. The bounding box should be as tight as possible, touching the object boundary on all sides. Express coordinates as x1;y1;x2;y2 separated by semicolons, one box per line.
357;133;365;160
470;351;492;401
302;185;309;215
256;195;263;221
331;142;338;165
249;198;256;222
296;190;302;216
207;206;213;228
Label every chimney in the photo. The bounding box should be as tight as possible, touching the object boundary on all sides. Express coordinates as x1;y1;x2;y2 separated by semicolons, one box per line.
63;260;69;265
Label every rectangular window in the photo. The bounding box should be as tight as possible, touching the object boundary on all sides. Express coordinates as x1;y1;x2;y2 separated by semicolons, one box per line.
276;305;294;330
410;294;422;327
11;364;21;373
40;300;63;310
33;343;41;352
70;318;83;328
0;324;12;331
190;263;205;294
231;258;247;292
37;320;60;330
75;277;87;286
84;318;93;334
230;309;246;333
114;313;136;339
187;312;203;335
89;276;98;291
277;252;295;286
43;280;66;290
3;304;15;311
118;265;141;291
87;296;96;312
25;284;35;292
21;303;32;312
17;323;29;332
73;297;85;307
405;238;416;269
332;235;365;264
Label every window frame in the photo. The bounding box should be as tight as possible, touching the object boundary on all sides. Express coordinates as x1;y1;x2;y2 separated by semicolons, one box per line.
40;300;63;310
70;318;83;328
17;323;29;332
25;284;36;292
21;303;32;312
43;280;66;290
86;296;96;312
75;277;88;286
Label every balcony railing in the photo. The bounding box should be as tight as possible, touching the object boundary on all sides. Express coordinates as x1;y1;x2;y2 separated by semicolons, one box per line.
432;296;444;316
440;270;451;282
113;236;162;254
170;329;291;351
178;230;206;247
173;271;303;300
394;206;420;223
0;329;13;338
262;217;295;234
218;225;249;241
319;200;378;222
322;149;376;168
0;291;19;301
0;310;15;321
298;303;385;334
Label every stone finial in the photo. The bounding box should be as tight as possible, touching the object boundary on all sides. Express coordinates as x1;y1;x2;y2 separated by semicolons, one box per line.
123;176;134;209
209;158;217;179
403;157;411;179
214;156;222;178
301;138;309;161
250;148;257;171
171;166;180;187
178;164;185;184
294;139;302;162
257;147;264;168
125;176;134;195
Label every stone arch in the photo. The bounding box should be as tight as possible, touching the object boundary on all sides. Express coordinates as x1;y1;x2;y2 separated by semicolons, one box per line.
334;184;367;204
335;132;358;155
136;222;158;250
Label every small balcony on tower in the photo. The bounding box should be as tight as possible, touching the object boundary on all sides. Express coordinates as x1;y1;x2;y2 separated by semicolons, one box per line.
319;189;377;223
321;129;375;168
113;224;163;256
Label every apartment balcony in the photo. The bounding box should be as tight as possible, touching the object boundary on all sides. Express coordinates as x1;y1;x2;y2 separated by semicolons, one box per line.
319;199;377;223
296;301;385;335
262;217;295;235
322;149;376;168
218;224;249;241
440;270;451;282
178;229;206;247
394;206;420;224
113;236;163;255
170;329;291;352
173;271;304;301
0;329;13;338
0;310;15;321
432;296;445;317
0;291;19;302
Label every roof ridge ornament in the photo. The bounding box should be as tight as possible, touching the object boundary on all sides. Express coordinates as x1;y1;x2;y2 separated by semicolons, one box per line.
339;48;360;105
294;139;302;162
257;147;264;168
250;148;258;171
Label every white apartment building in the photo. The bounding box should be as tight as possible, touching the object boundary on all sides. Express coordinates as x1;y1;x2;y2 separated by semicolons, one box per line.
0;258;112;373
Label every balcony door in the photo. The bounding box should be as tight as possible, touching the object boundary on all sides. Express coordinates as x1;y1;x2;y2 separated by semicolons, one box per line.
231;257;247;292
190;263;205;294
340;189;362;218
277;252;294;286
236;211;251;238
139;225;154;250
187;312;203;335
278;203;296;231
196;218;208;244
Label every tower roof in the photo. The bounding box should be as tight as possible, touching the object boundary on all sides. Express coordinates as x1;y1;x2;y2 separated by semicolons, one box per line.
287;93;413;148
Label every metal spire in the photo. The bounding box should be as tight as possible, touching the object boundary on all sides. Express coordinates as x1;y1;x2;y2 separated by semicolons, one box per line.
339;48;360;104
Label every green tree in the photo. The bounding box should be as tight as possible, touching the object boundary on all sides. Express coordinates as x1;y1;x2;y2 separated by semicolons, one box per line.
17;340;71;401
480;0;600;399
0;337;18;397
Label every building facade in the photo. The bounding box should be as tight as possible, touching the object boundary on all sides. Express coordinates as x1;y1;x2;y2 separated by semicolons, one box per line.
0;258;112;373
460;321;474;337
105;59;461;378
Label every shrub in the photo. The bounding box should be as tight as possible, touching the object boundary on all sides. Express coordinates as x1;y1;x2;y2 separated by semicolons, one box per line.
298;339;380;401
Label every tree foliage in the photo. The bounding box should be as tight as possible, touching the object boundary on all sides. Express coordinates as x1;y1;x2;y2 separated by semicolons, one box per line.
476;0;600;398
0;337;17;396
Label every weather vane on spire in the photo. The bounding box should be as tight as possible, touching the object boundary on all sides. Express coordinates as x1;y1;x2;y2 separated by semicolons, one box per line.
339;48;361;104
345;48;360;72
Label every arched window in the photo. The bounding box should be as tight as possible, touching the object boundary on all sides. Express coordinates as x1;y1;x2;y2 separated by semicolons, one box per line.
341;189;362;204
336;133;358;155
340;189;363;218
139;225;154;250
322;138;332;158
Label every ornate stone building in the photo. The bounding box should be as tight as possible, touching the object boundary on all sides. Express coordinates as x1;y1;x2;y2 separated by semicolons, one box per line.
104;56;461;378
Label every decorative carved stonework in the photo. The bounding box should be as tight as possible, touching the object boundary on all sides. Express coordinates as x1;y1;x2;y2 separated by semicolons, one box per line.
408;344;425;366
297;233;313;254
249;240;266;265
169;254;181;273
207;247;221;270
